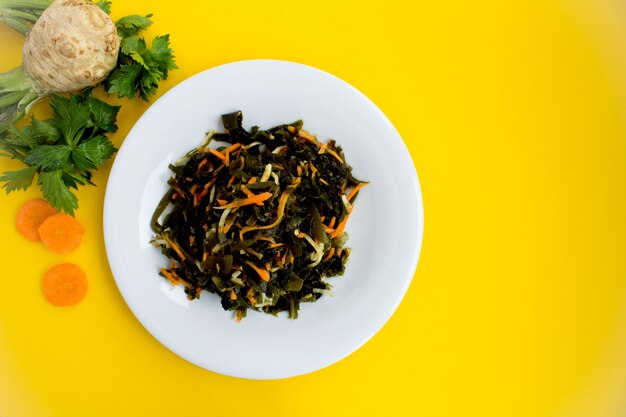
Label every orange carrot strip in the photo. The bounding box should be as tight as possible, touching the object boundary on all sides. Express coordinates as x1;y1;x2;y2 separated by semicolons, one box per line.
208;148;226;161
215;192;272;210
296;165;302;176
204;177;217;190
38;214;84;254
287;126;296;133
319;178;329;186
330;212;351;238
15;199;57;242
223;143;242;154
240;185;256;199
327;216;336;229
239;191;290;239
269;243;284;248
247;176;257;184
227;175;236;187
347;182;368;202
244;260;270;282
216;199;228;206
42;263;88;307
323;247;336;262
230;289;237;300
197;158;209;171
298;129;320;146
327;149;344;164
160;268;182;285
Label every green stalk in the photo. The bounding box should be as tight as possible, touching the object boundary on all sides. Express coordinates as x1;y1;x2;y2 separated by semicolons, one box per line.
0;0;50;35
0;66;41;134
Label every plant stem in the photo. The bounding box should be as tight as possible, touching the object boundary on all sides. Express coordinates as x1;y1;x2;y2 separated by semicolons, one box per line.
0;66;40;134
0;0;50;34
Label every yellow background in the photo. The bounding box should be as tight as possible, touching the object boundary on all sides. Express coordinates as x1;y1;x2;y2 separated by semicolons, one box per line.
1;0;626;415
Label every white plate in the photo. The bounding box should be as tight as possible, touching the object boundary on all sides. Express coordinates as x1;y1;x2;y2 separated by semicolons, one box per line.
103;60;423;379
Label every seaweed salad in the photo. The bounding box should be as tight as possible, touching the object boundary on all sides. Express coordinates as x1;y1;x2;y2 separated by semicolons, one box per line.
151;111;368;320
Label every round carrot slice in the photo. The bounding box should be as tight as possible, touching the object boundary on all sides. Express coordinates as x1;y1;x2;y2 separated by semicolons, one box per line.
42;263;88;307
38;213;85;254
15;199;58;242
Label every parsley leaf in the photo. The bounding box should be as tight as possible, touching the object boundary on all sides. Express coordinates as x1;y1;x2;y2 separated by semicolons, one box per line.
105;64;143;99
106;17;177;101
24;144;71;170
0;166;37;193
87;95;120;133
50;95;91;146
30;118;61;143
97;0;112;15
72;136;117;171
116;14;153;38
39;169;78;216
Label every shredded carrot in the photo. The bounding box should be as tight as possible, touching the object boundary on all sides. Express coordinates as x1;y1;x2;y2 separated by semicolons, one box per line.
227;175;236;187
258;236;276;243
330;212;351;238
15;199;58;242
269;242;284;248
327;216;336;229
309;160;318;175
296;165;302;176
287;126;296;133
38;214;84;254
323;247;336;262
319;178;329;186
172;192;179;200
244;260;270;281
265;263;271;270
195;188;210;206
160;268;182;285
216;198;228;206
208;148;226;161
347;182;368;202
239;187;295;239
215;192;272;209
247;176;257;184
240;185;256;199
235;310;244;322
298;129;318;144
223;143;242;154
327;149;344;164
42;263;88;307
197;158;209;171
230;289;237;300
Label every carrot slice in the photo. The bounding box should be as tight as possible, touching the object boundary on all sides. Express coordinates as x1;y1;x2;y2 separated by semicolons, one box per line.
42;263;88;307
15;199;58;241
38;213;84;254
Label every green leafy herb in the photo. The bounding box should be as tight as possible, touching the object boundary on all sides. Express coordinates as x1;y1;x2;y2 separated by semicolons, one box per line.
0;92;119;215
151;112;368;321
97;0;112;15
106;14;177;101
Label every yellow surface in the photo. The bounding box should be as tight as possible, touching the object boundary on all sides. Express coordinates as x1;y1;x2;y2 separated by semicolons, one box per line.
1;0;626;415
